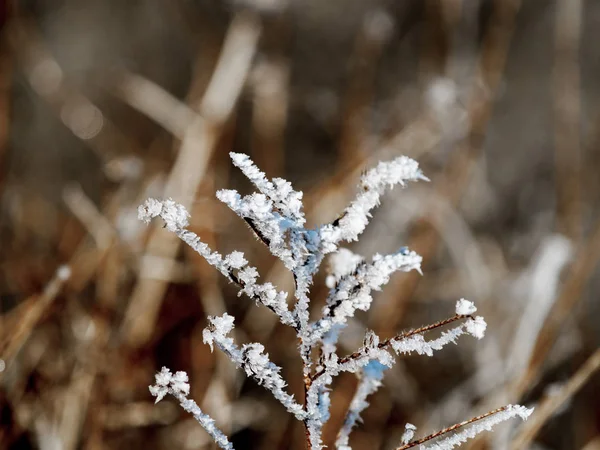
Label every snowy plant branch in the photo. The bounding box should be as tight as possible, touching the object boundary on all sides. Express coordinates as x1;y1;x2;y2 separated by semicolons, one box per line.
310;308;484;384
395;405;533;450
310;248;423;346
202;313;306;419
138;198;298;328
140;153;532;450
149;367;233;450
318;156;428;253
335;360;386;450
304;304;485;449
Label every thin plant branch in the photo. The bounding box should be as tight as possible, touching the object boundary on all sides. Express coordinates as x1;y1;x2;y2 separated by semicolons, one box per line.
396;406;509;449
310;314;470;382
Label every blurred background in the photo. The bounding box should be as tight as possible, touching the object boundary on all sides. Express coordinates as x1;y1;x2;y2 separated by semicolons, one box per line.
1;0;599;448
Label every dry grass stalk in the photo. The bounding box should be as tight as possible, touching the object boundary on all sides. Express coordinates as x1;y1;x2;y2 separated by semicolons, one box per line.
510;348;600;449
554;0;583;242
514;219;600;398
114;71;197;140
121;11;262;348
369;0;524;336
0;265;70;372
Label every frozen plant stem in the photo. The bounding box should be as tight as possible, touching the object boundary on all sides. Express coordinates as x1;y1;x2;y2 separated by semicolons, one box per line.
139;153;531;450
336;360;387;449
395;405;533;450
310;314;473;384
149;367;233;449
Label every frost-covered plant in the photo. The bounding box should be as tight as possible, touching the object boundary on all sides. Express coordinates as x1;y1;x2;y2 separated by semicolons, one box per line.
141;153;532;449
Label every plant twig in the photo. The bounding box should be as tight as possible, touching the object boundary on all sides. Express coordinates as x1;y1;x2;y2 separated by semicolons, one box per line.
310;314;469;382
396;406;508;449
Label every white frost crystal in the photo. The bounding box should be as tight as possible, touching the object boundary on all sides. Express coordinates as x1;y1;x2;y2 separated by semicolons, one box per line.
401;423;417;444
335;360;388;449
138;197;189;231
149;367;190;404
225;251;248;269
149;367;233;449
325;248;364;288
465;316;487;339
390;318;483;357
455;298;477;315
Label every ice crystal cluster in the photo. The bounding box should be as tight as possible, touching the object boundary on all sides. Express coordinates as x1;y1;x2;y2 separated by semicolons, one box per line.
141;153;532;449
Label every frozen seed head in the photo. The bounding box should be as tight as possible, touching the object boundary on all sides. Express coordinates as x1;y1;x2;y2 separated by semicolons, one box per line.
138;152;505;450
455;298;477;316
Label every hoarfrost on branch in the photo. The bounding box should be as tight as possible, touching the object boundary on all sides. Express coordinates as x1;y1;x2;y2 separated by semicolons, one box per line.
140;153;531;450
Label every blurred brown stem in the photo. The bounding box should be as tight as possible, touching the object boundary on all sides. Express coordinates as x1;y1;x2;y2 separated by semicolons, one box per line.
370;0;523;338
554;0;583;242
120;11;262;348
511;348;600;449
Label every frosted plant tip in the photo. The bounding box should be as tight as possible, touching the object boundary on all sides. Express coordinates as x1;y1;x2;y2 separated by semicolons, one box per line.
149;367;172;403
401;423;417;444
138;198;163;223
417;172;430;182
465;316;487;339
455;299;477;315
149;367;190;404
512;404;534;420
138;198;190;232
